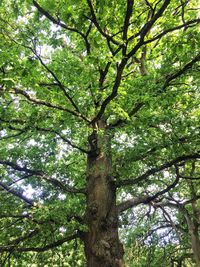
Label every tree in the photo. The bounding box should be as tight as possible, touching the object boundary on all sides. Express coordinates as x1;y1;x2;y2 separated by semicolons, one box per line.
0;0;199;266
122;160;200;267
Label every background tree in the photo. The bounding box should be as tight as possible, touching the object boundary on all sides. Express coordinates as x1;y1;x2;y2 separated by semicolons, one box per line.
122;160;200;267
0;0;199;266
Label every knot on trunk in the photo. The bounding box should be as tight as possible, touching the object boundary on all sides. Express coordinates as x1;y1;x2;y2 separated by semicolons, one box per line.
88;202;98;220
100;216;117;230
92;239;112;263
92;239;124;266
88;131;99;157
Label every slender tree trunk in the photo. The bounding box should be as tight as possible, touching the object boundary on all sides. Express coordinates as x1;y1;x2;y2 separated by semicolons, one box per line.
185;215;200;267
189;225;200;267
84;122;124;267
186;178;200;267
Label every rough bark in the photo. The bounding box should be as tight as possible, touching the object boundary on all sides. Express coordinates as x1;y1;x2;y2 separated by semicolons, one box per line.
84;121;124;267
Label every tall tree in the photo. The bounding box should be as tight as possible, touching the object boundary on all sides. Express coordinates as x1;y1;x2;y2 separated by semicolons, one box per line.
0;0;199;266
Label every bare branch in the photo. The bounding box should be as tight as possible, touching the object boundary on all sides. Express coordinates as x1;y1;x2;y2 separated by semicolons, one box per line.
121;132;199;163
9;174;35;186
180;175;200;180
0;213;31;219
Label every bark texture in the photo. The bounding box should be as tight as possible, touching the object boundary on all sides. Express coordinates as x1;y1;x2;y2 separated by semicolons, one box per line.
84;122;124;267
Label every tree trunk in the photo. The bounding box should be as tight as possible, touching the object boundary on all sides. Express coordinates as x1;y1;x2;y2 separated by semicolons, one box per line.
188;177;200;267
189;226;200;267
185;214;200;267
84;123;124;267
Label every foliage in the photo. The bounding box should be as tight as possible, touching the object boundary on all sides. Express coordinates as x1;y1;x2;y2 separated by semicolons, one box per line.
0;0;199;266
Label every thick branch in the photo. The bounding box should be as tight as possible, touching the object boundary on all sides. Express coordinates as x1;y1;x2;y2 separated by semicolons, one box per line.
127;0;171;58
163;53;200;89
0;180;34;206
0;233;79;252
35;126;89;154
144;18;200;45
108;102;144;128
5;229;39;247
91;58;128;123
0;119;89;154
0;160;85;194
117;152;200;187
123;0;134;40
118;167;180;213
0;160;42;175
139;0;171;40
117;196;149;213
42;175;86;194
34;52;83;117
11;88;89;122
90;1;171;123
